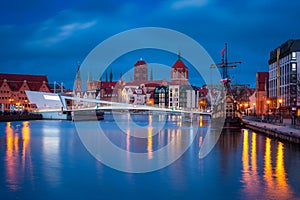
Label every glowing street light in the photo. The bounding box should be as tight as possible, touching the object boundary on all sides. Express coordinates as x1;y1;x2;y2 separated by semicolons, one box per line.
266;100;271;122
278;98;283;123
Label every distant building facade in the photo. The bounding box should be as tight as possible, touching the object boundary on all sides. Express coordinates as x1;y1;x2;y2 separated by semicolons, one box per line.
0;74;50;111
134;59;148;81
154;86;169;108
256;72;269;115
268;39;300;115
79;54;200;110
169;54;198;109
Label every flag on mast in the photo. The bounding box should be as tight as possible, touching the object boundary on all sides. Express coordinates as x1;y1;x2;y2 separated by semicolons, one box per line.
220;47;226;55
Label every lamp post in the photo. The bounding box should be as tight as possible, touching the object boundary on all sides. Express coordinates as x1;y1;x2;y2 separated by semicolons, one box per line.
266;100;270;122
278;98;283;123
253;102;256;118
292;97;297;126
244;103;249;116
8;97;14;113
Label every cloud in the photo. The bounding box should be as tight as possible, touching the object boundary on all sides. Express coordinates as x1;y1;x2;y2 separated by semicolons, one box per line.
26;11;97;48
2;0;300;88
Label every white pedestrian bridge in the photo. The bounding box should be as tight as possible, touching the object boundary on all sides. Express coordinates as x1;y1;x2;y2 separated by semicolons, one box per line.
25;91;211;119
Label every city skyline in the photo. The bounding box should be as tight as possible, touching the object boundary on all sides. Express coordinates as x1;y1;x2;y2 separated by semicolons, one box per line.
1;0;300;88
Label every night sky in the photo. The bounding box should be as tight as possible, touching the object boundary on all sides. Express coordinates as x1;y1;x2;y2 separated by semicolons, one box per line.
1;0;300;89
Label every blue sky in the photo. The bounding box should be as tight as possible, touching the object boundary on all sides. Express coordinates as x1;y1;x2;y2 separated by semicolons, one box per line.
1;0;300;89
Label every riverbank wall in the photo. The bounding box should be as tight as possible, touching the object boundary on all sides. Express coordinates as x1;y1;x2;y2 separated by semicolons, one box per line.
0;114;43;122
243;119;300;144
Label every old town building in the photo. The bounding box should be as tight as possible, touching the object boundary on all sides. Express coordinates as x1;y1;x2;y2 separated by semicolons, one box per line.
0;73;50;111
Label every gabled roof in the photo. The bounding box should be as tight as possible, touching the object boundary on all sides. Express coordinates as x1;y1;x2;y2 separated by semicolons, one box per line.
0;73;49;92
28;82;43;91
7;81;23;91
0;73;48;82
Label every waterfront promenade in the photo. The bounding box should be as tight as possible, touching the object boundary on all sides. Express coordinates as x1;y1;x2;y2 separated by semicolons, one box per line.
243;116;300;143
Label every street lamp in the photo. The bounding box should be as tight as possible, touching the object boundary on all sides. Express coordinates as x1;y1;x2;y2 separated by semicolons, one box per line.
266;100;270;122
244;103;249;116
9;97;14;113
252;102;256;117
278;98;283;123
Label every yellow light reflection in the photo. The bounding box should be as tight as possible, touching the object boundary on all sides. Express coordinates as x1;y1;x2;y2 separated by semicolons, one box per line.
149;114;153;126
263;139;293;199
276;142;286;186
147;114;153;159
242;129;249;175
241;129;261;196
199;115;203;127
126;129;130;152
251;133;257;173
147;127;153;160
5;121;31;191
264;137;272;192
6;122;18;191
275;142;292;199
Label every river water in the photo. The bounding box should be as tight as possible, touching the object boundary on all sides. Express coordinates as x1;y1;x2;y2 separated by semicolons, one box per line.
0;113;300;200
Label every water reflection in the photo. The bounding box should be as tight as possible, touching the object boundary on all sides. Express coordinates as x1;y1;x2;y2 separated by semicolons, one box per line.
5;121;32;191
241;129;293;199
42;123;61;187
1;116;300;199
241;130;260;197
263;139;292;199
147;114;153;159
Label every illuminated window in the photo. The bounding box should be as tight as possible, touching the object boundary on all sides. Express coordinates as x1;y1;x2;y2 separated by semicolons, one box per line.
292;63;296;71
292;52;296;59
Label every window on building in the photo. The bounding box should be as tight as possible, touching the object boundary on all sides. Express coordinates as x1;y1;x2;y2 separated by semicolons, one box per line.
292;63;297;71
292;52;296;60
291;74;297;83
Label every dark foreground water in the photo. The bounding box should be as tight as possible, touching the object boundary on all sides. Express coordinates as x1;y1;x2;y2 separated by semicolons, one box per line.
1;113;300;200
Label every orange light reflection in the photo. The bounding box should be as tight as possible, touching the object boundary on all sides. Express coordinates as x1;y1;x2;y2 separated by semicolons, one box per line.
5;121;31;191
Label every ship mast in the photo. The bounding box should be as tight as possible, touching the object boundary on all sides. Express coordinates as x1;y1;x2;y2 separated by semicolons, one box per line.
211;43;241;91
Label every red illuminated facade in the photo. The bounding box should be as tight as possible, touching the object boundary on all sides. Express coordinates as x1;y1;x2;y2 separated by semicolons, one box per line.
0;74;50;111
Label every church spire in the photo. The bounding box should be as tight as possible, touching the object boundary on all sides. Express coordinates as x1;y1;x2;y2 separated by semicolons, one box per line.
120;71;123;80
109;68;113;82
75;62;82;93
76;62;81;81
178;51;181;60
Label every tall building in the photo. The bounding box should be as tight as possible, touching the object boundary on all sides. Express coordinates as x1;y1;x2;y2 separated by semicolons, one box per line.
0;73;50;111
268;39;300;115
169;53;198;109
170;53;188;85
134;58;148;81
256;72;269;115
